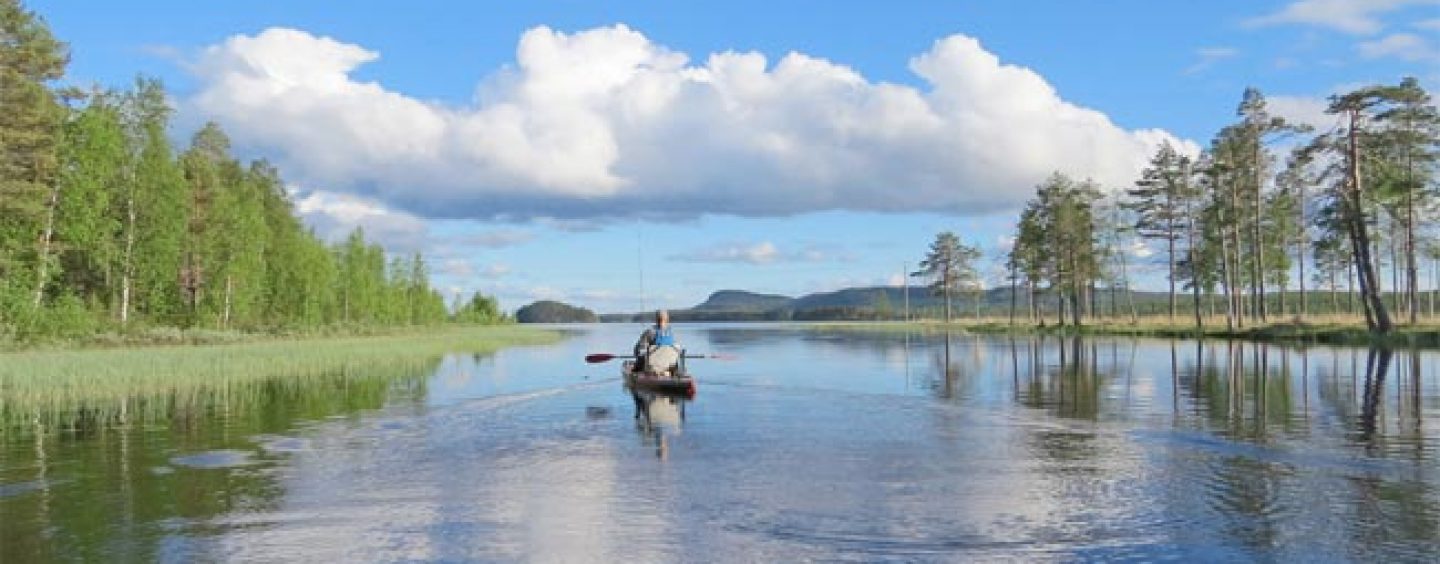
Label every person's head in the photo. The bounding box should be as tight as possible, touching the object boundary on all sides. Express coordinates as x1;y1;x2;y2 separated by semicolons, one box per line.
655;309;669;327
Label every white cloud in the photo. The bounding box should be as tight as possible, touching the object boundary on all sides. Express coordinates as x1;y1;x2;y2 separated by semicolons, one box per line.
455;229;535;248
185;25;1192;221
1184;47;1239;75
1417;18;1440;30
1246;0;1438;35
1357;32;1440;61
669;241;851;265
1268;95;1338;131
438;259;474;278
293;189;428;251
480;263;512;278
672;241;781;264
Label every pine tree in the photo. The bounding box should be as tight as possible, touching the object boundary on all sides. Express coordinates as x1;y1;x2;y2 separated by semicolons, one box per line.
912;232;980;323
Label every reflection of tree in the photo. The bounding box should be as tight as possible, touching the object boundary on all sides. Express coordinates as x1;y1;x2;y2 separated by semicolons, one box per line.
1174;341;1298;442
1011;336;1106;420
0;359;439;563
928;333;989;401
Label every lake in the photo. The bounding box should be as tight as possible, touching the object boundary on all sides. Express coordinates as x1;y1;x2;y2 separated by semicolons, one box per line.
3;324;1438;562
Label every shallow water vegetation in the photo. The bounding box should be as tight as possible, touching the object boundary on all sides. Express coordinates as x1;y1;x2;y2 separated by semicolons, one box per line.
0;325;560;429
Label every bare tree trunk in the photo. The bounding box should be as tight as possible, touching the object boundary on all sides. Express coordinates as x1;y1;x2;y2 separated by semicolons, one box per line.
1344;108;1392;333
1227;181;1246;329
221;275;233;330
32;183;61;307
119;188;137;326
1254;139;1268;323
1009;270;1017;325
1118;241;1138;322
1220;216;1237;332
1298;179;1308;318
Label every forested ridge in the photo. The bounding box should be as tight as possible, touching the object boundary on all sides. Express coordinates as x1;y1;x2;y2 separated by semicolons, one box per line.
0;1;502;344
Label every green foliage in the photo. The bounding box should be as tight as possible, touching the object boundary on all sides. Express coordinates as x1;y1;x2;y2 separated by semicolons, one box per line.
0;4;473;344
912;231;981;321
454;291;506;324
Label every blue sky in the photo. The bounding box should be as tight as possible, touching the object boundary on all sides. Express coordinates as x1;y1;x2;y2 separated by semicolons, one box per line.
31;0;1440;312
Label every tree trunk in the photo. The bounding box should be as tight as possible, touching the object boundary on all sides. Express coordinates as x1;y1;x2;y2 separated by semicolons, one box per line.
32;183;61;308
1227;180;1245;329
1220;216;1236;332
119;188;137;326
1254;137;1268;323
1119;242;1138;322
1344;108;1392;333
1167;234;1177;319
221;275;233;330
1298;181;1307;318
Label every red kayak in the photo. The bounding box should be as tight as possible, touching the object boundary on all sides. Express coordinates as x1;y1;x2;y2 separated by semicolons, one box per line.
622;360;697;398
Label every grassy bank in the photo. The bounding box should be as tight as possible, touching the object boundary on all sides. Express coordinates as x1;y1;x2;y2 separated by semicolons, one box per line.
0;325;562;428
804;315;1440;348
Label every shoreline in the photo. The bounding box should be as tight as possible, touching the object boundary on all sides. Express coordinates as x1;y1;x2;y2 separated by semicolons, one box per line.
800;317;1440;348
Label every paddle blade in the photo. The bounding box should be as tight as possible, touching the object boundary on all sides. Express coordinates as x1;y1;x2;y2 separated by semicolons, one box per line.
584;353;620;363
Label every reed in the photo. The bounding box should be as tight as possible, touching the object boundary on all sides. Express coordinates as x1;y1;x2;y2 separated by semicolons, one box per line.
0;325;560;429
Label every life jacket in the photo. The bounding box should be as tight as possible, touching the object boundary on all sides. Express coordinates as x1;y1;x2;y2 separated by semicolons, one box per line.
654;326;675;346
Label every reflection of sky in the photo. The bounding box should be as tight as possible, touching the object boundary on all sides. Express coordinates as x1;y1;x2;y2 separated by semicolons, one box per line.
136;326;1440;560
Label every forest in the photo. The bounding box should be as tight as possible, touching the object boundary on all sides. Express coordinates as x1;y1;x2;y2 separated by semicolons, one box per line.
0;1;503;344
913;83;1438;334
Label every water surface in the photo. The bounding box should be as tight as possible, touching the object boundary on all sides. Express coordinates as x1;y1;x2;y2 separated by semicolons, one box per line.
3;324;1438;561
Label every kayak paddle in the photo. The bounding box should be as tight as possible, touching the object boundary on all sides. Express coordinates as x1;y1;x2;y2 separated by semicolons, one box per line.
585;352;734;363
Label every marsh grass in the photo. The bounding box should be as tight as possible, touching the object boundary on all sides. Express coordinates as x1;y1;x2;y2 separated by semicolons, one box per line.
0;325;560;430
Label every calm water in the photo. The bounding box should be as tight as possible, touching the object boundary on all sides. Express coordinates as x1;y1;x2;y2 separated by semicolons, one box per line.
3;324;1439;562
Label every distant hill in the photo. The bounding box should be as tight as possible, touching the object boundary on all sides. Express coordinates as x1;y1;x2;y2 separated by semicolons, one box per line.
600;286;1178;322
516;300;599;323
692;290;794;312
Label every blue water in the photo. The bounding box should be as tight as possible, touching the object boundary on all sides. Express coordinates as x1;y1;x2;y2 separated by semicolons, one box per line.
3;324;1438;562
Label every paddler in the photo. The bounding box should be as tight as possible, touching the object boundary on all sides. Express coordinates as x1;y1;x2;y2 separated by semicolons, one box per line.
633;309;681;377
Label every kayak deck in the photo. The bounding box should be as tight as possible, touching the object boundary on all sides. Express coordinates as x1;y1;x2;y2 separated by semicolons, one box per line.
622;360;697;398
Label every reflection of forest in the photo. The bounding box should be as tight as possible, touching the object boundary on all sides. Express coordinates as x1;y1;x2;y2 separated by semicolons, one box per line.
995;336;1438;556
0;359;439;563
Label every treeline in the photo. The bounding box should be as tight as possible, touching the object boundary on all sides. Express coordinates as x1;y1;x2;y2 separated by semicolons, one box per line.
0;1;501;342
997;83;1438;333
907;82;1438;333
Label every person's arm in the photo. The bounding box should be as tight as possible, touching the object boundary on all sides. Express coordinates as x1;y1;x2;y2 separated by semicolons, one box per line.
633;328;655;357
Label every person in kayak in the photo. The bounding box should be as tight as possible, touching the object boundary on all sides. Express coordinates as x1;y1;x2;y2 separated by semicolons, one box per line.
634;309;681;377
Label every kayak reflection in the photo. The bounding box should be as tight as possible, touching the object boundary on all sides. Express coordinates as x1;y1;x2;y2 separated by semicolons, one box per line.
631;390;687;459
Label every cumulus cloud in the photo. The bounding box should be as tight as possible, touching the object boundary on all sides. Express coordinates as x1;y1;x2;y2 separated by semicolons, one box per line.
1357;32;1440;61
293;189;428;251
1246;0;1438;35
184;25;1191;221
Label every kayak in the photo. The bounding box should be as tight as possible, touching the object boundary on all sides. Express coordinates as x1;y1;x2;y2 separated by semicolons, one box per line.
622;360;697;398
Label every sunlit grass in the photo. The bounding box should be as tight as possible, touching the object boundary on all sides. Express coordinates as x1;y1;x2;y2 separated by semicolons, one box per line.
0;325;561;429
803;315;1440;347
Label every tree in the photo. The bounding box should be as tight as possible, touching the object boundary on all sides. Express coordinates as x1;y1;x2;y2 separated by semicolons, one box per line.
1125;141;1194;319
1013;173;1103;326
1234;88;1308;321
1313;86;1397;332
912;231;980;323
0;0;67;316
454;291;505;324
1371;77;1438;324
